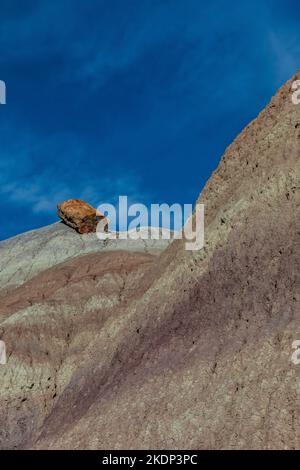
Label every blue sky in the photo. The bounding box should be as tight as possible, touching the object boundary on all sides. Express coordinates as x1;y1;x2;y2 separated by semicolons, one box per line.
0;0;300;239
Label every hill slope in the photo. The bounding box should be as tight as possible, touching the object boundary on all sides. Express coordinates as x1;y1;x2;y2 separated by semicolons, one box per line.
1;72;300;449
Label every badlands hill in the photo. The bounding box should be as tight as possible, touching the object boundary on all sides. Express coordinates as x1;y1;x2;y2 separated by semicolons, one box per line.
1;71;300;450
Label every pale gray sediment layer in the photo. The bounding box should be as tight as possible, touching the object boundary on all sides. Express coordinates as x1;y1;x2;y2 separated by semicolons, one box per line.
0;222;172;290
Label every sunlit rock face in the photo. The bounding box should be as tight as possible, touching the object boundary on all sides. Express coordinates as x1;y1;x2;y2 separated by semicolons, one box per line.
1;72;300;450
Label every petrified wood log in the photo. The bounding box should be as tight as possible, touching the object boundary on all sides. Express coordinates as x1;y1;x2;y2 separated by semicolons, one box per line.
57;199;108;234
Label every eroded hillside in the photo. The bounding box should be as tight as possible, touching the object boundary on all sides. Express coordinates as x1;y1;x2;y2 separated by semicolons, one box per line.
1;72;300;450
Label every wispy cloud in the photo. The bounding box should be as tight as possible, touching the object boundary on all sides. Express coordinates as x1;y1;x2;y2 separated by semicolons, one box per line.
0;128;149;218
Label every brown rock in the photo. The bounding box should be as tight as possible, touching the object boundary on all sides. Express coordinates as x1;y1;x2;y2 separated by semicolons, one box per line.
57;199;108;234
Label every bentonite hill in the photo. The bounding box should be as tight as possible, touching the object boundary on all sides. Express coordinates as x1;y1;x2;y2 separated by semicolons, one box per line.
1;71;300;450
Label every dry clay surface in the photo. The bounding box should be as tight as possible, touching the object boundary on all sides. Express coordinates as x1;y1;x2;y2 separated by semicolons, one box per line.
0;222;172;290
1;72;300;449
